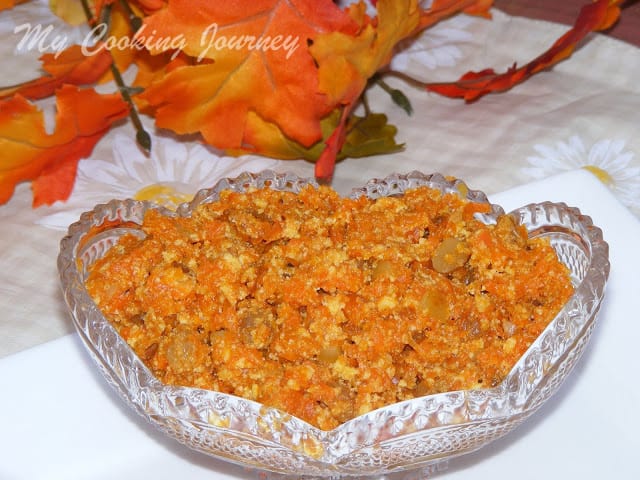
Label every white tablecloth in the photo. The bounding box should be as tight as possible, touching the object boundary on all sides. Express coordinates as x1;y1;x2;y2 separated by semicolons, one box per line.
2;169;639;480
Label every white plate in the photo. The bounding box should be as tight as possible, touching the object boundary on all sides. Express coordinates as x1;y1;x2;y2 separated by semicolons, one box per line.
1;169;639;480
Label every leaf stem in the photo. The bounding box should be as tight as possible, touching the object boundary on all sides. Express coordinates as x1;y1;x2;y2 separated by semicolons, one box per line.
80;0;151;153
361;90;371;117
118;0;144;32
79;0;93;25
109;63;152;151
375;76;414;116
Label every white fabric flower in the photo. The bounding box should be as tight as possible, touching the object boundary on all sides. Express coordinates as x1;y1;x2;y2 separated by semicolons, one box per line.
390;15;474;74
523;136;640;214
35;132;295;230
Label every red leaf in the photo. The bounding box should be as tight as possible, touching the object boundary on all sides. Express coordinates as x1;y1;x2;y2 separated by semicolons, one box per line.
426;0;623;101
0;0;26;11
0;86;129;207
315;108;351;183
419;0;493;30
32;151;81;207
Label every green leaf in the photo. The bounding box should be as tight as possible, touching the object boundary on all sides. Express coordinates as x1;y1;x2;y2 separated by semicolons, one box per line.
338;113;404;160
261;110;403;163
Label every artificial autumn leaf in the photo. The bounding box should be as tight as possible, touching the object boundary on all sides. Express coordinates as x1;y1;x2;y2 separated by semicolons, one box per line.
315;107;349;182
0;85;129;206
249;0;490;180
51;0;148;76
137;0;359;151
457;0;493;18
0;45;113;100
315;110;405;181
425;0;623;101
32;148;82;207
418;0;493;30
132;51;190;111
91;0;166;17
79;0;151;18
227;108;403;165
98;1;140;72
50;0;163;28
309;0;421;179
49;0;87;25
89;0;143;78
311;0;421;107
0;0;147;102
50;0;121;26
339;112;404;159
0;0;629;207
0;0;27;11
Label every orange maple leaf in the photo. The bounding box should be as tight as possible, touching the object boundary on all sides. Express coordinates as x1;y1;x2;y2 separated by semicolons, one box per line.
49;0;90;25
49;0;154;26
0;85;129;207
137;0;359;151
0;45;113;100
309;0;422;180
52;0;147;77
425;0;623;101
0;0;27;11
134;0;165;14
311;0;421;106
0;0;153;102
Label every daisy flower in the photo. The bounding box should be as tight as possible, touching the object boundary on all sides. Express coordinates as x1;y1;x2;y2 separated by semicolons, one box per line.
390;15;474;77
35;132;298;230
523;135;640;214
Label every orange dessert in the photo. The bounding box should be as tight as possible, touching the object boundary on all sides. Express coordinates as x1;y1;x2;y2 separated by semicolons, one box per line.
86;185;574;430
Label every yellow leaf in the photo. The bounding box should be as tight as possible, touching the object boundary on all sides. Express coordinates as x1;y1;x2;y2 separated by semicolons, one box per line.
49;0;87;26
310;0;421;106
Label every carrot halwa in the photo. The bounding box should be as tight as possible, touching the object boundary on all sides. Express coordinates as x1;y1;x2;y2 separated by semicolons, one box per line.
86;185;574;430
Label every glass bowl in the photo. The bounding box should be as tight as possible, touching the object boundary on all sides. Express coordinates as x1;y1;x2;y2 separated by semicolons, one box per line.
57;170;609;478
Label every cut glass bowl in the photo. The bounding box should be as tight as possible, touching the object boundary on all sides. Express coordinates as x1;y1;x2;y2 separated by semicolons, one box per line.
57;170;609;478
